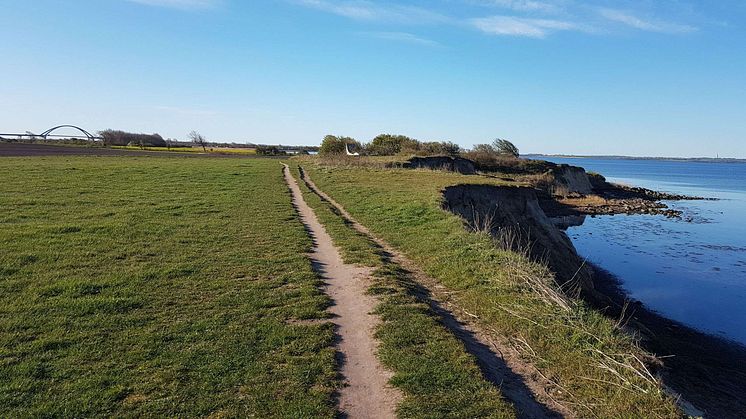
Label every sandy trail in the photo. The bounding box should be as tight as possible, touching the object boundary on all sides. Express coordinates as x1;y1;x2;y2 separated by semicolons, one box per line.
282;164;399;419
298;166;572;419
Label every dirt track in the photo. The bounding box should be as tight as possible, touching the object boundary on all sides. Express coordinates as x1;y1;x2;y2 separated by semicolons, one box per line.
283;164;399;418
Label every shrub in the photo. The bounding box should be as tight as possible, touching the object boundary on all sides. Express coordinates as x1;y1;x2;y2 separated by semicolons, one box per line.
319;135;361;156
463;148;555;175
255;145;287;156
364;134;460;157
471;143;496;154
366;134;419;156
492;138;520;158
462;139;541;173
416;141;460;156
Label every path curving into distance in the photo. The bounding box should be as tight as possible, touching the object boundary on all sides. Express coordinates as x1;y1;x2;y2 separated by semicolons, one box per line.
282;164;400;418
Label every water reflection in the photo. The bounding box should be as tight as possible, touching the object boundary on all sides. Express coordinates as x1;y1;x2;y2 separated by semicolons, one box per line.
540;157;746;345
550;214;587;230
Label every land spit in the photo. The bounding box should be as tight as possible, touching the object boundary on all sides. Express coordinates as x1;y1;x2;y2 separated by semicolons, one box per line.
395;155;708;219
282;164;400;418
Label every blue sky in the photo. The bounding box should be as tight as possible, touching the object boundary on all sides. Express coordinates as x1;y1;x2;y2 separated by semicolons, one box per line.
1;0;745;157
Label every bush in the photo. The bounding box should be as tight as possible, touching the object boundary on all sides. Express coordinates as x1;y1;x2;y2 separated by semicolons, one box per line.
462;139;538;173
320;133;459;158
319;135;360;156
255;145;287;156
364;134;460;157
492;139;520;158
366;134;419;156
463;147;555;174
415;141;460;156
471;143;496;155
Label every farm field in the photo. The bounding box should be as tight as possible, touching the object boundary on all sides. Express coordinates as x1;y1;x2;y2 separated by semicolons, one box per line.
0;156;337;417
110;146;257;155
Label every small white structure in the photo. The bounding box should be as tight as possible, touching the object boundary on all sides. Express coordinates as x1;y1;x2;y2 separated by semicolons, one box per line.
345;143;360;156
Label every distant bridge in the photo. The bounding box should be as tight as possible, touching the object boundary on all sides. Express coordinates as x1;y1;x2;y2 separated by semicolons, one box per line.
0;125;103;141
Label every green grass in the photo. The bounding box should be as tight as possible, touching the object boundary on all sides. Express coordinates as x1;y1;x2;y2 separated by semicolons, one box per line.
289;165;515;418
299;159;682;419
0;156;337;417
111;146;257;155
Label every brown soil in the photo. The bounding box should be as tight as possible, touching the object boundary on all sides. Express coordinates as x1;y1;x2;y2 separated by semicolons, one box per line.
298;167;573;419
282;164;400;419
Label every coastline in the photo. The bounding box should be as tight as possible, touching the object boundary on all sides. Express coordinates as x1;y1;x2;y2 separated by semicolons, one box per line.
586;264;746;418
525;154;746;164
449;167;746;417
532;158;746;417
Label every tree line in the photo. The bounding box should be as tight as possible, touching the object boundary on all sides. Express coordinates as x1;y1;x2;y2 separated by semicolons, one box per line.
99;130;168;147
319;134;520;160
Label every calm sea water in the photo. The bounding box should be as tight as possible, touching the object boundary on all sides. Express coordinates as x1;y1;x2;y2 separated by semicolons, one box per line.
541;157;746;345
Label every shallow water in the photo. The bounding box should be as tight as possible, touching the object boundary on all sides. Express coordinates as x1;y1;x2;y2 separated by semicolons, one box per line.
541;157;746;345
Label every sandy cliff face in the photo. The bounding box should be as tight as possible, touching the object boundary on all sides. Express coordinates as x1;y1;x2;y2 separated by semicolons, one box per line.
442;184;593;293
552;165;594;195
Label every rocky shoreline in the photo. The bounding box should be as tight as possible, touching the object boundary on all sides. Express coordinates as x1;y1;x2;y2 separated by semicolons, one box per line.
442;180;745;418
540;174;711;219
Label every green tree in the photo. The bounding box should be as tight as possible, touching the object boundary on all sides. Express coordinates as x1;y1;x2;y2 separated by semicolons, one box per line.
255;145;287;156
492;138;519;158
471;143;496;154
366;134;418;156
319;135;359;156
419;141;460;156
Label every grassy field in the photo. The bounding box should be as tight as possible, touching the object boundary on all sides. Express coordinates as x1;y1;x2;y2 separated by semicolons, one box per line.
289;165;517;418
300;159;681;418
0;153;685;417
111;146;257;155
0;157;337;417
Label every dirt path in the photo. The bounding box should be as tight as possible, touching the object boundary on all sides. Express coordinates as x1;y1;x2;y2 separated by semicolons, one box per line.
282;164;399;419
298;166;574;419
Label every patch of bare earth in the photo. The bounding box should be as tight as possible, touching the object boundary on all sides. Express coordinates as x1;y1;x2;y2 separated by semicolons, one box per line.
299;166;574;419
282;164;400;418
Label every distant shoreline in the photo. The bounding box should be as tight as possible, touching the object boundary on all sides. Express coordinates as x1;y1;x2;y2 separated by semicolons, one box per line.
525;154;746;163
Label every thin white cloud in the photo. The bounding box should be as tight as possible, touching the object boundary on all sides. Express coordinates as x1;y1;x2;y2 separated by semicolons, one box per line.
293;0;701;39
599;8;697;34
471;15;578;38
362;31;441;47
295;0;449;24
480;0;563;14
126;0;219;10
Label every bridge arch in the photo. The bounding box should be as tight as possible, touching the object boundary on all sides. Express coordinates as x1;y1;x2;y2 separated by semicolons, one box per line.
40;125;97;140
